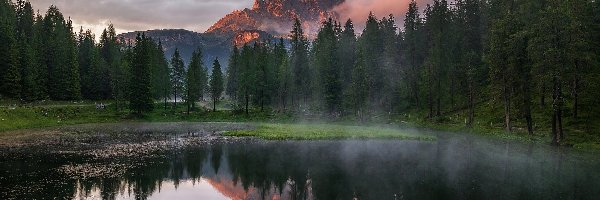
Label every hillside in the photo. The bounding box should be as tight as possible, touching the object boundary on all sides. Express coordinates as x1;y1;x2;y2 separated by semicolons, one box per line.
118;29;274;67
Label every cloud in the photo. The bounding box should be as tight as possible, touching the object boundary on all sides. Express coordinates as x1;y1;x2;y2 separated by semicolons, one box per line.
28;0;253;36
333;0;432;32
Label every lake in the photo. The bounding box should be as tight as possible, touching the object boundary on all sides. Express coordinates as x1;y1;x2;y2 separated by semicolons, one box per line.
1;123;599;200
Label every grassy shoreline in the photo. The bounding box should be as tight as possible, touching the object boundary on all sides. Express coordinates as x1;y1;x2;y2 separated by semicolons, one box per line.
224;123;436;141
1;102;599;150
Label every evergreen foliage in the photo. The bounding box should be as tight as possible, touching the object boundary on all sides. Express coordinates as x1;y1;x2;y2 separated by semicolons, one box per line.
209;58;224;111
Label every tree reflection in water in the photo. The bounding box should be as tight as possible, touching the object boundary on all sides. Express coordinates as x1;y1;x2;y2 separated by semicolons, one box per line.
1;139;600;200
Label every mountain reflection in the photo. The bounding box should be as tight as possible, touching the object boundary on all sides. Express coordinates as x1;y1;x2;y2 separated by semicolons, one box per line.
2;139;600;200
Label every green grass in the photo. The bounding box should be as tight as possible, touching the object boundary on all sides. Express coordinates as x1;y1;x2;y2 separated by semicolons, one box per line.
0;105;120;132
224;123;436;140
0;101;292;132
2;100;599;151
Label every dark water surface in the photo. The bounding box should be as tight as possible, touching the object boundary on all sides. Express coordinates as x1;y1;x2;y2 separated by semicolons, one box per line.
1;124;599;200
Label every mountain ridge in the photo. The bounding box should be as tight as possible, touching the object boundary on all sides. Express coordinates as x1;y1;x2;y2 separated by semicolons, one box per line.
117;0;344;66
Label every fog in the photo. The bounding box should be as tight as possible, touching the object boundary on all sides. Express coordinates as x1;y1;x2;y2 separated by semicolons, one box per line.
334;0;433;32
3;125;599;199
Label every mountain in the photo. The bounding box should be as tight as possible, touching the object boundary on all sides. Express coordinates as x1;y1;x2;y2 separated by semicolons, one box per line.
207;0;344;37
117;0;344;67
118;29;273;68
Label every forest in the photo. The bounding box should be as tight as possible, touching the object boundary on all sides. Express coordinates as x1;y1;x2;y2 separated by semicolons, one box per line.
1;0;600;145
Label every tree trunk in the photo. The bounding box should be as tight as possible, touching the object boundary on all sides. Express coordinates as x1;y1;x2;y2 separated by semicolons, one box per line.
467;81;474;128
557;81;564;143
428;64;433;119
213;97;217;112
540;83;546;107
245;93;249;115
551;108;558;145
573;77;579;119
503;84;511;132
523;79;533;135
413;80;419;108
551;75;563;145
450;76;455;109
174;90;177;109
260;90;264;112
187;91;190;115
436;77;441;117
164;89;168;111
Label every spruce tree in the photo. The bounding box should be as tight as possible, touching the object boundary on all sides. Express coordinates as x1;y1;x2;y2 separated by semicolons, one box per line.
78;29;104;100
170;48;185;108
42;6;80;100
314;18;342;114
0;0;20;99
150;41;171;110
16;0;38;101
209;58;224;112
358;12;384;111
290;18;310;107
129;33;154;114
403;0;425;107
186;48;205;113
226;45;240;101
424;0;451;118
338;19;357;112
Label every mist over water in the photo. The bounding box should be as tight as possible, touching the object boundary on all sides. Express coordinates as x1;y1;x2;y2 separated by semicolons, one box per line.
1;127;599;200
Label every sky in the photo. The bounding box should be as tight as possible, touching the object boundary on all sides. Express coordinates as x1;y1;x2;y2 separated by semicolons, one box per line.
28;0;253;37
28;0;431;37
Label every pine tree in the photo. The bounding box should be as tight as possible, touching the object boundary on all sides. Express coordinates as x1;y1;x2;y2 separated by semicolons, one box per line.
0;0;20;99
454;0;486;128
351;48;369;120
239;44;255;114
129;33;154;114
252;42;269;111
314;18;342;114
209;58;224;112
273;39;290;110
403;0;425;107
78;28;104;100
358;12;384;111
16;0;38;101
149;41;171;111
380;14;400;113
42;6;80;100
226;45;240;101
290;18;310;108
424;0;451;118
170;48;186;108
186;48;205;113
98;24;121;100
338;19;357;112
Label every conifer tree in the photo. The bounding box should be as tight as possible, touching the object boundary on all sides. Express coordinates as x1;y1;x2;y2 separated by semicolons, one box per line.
338;19;357;111
186;48;205;113
129;33;154;114
170;48;186;108
209;58;224;112
226;45;240;101
149;41;171;110
77;29;104;100
0;0;20;99
16;0;38;101
314;18;342;114
403;0;425;107
41;6;80;100
290;18;310;107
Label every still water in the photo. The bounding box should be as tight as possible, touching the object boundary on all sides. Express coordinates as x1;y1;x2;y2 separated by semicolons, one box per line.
1;126;599;200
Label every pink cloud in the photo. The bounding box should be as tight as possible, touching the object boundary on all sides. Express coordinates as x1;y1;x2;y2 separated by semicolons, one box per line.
333;0;432;32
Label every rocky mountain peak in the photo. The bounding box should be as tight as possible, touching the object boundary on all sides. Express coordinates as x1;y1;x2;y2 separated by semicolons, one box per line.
207;0;345;37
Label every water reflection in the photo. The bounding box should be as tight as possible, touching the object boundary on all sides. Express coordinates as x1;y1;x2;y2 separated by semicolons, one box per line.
1;135;600;200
